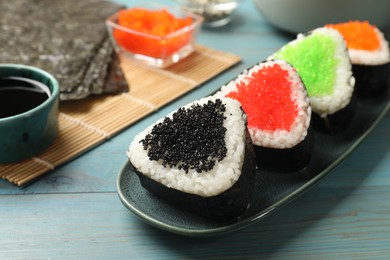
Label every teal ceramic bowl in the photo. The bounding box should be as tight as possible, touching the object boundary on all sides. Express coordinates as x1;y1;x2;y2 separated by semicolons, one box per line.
0;64;60;164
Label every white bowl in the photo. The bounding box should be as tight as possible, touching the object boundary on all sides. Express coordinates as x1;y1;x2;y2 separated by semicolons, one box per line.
252;0;390;34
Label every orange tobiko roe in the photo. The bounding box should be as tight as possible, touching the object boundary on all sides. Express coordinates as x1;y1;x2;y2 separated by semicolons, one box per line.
114;8;193;58
227;64;298;131
326;21;381;51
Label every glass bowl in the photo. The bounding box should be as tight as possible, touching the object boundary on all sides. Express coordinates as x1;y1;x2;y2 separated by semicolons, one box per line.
174;0;240;28
106;3;203;68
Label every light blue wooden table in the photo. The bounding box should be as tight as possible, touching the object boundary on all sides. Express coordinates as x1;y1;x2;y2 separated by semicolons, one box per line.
1;0;390;259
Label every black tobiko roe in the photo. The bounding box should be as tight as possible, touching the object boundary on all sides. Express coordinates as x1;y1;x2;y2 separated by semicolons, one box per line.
140;99;228;173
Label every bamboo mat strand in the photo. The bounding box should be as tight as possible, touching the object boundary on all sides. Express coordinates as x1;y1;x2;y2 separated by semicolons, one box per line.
0;45;240;186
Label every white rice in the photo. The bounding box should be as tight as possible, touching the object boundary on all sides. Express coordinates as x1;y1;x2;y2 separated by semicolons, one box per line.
215;60;311;149
127;96;247;197
348;27;390;65
270;27;355;118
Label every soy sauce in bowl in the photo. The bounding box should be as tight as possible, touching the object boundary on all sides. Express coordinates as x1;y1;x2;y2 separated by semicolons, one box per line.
0;76;51;119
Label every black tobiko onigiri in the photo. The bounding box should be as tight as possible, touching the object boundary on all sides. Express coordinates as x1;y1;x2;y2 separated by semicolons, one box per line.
127;96;257;220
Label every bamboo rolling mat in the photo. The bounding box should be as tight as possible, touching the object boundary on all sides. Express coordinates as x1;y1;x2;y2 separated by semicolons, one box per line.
0;45;241;186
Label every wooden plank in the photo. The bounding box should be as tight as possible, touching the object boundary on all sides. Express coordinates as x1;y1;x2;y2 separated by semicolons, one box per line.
1;186;390;259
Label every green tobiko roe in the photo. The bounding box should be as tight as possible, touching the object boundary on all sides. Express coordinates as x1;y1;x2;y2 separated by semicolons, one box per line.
274;33;339;97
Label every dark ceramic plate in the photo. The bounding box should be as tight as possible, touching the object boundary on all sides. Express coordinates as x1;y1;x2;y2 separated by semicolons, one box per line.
117;92;390;237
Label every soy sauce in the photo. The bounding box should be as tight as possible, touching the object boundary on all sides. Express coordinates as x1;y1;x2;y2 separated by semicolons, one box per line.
0;76;51;119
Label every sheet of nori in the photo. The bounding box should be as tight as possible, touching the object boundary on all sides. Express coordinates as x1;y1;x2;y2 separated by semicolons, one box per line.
0;0;128;100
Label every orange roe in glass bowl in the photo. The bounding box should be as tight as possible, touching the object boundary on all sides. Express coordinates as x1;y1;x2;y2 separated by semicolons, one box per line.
106;5;203;67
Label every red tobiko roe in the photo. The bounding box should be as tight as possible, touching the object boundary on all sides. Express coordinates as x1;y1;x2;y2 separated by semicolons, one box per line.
227;64;298;131
113;8;193;58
